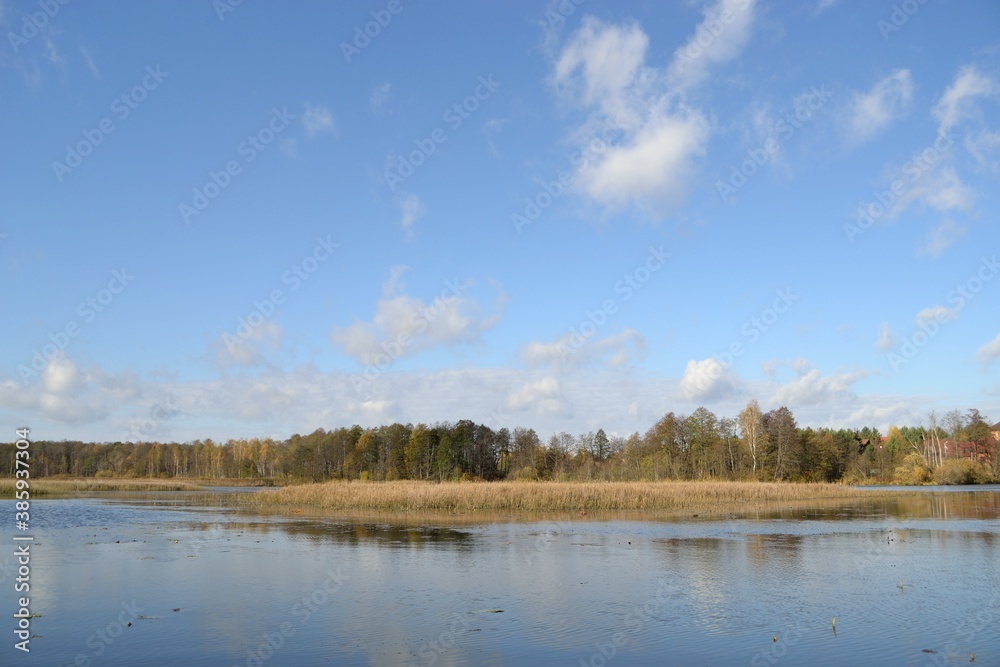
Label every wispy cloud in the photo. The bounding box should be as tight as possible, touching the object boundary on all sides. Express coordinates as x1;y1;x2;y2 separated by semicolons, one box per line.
977;332;1000;367
844;69;913;144
933;65;997;136
370;82;390;113
875;322;897;350
80;46;100;79
399;193;426;236
302;103;335;137
917;219;966;257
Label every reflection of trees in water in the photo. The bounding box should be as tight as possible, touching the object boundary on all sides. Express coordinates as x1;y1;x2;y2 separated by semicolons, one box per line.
881;492;1000;520
178;518;476;549
744;533;804;569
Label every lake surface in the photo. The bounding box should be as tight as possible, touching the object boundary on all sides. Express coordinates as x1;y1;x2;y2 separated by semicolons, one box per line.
2;487;999;666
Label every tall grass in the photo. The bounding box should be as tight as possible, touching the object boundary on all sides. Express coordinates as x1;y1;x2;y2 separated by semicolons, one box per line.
0;478;205;497
240;479;886;513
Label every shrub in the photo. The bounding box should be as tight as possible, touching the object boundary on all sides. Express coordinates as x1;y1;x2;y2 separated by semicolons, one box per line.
893;453;931;485
933;459;991;485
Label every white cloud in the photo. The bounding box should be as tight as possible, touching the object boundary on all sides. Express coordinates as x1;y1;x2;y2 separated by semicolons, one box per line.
915;305;959;325
370;82;390;112
965;127;1000;172
399;193;426;236
42;355;81;394
845;69;913;144
666;0;757;91
933;65;997;136
880;164;975;224
302;103;335;137
331;267;504;365
506;376;565;416
576;109;711;212
875;322;897;350
214;320;284;368
917;219;966;257
550;7;755;218
678;357;740;402
521;328;646;370
769;365;868;407
977;332;1000;366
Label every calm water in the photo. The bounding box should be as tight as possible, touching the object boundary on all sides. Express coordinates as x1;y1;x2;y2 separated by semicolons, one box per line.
2;487;999;666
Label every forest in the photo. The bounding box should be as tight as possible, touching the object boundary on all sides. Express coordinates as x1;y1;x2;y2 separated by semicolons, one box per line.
2;402;997;485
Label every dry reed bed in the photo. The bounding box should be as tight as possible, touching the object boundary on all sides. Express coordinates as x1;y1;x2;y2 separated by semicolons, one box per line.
0;478;205;496
242;480;883;513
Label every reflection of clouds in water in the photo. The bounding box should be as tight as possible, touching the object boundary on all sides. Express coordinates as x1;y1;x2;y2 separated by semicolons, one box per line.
20;491;1000;664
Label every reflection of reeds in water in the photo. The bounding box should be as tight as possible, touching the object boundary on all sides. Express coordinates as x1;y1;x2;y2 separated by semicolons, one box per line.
0;478;205;496
239;480;895;513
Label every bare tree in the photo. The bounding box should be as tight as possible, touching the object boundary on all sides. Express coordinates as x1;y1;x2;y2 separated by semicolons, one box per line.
738;400;764;475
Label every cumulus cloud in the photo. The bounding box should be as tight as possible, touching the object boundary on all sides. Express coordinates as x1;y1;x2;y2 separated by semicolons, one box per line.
331;266;505;365
521;328;646;370
678;357;740;402
506;376;566;416
768;364;868;407
302;103;335;137
844;69;913;144
550;2;756;218
0;356;114;424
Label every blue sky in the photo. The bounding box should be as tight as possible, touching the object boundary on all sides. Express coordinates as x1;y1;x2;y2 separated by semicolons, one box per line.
2;0;999;443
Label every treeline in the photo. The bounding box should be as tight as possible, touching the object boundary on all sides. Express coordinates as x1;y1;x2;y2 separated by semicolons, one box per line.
2;403;996;484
